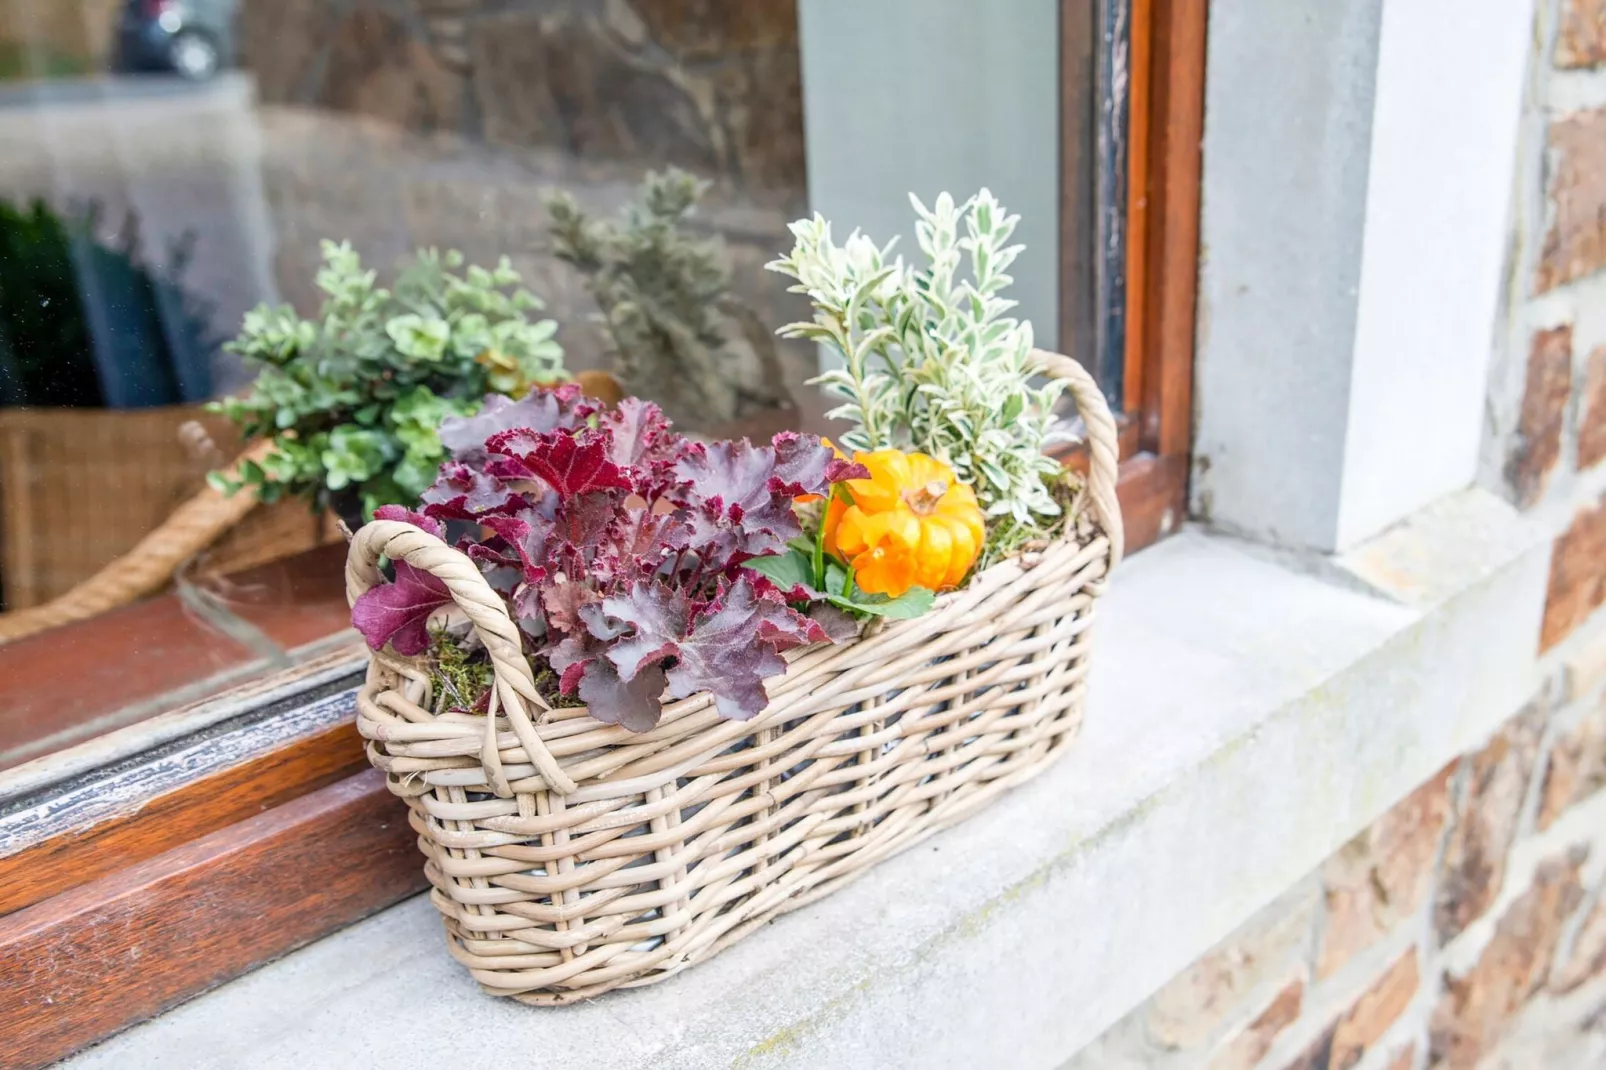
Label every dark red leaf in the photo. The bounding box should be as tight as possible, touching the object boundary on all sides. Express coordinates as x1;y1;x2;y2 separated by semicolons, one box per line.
372;504;444;539
438;385;593;460
768;432;867;497
421;461;525;520
350;560;453;656
488;428;633;497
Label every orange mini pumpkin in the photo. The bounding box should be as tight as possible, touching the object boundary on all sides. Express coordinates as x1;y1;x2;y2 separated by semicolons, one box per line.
824;449;985;597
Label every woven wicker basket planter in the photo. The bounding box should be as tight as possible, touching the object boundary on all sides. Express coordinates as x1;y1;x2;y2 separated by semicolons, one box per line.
346;350;1123;1004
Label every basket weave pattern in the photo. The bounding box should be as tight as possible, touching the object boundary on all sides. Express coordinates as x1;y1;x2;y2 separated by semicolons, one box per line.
347;351;1122;1003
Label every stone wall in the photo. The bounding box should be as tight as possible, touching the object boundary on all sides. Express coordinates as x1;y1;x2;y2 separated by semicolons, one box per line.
1063;2;1606;1066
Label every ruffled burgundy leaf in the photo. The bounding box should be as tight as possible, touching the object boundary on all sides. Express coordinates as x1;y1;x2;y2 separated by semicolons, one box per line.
673;439;805;559
541;577;600;634
421;460;525;520
576;658;668;733
807;603;859;643
350;560;453;656
371;504;444;540
480;511;550;579
603;576;816;721
602;398;677;468
487;428;633;498
415;385;863;732
768;432;868;497
438;385;593;461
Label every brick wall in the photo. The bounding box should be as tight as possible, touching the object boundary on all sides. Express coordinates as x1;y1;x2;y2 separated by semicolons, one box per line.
1062;683;1606;1070
1063;2;1606;1066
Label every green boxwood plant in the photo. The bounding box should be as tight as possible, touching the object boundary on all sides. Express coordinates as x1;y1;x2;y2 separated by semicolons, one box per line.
210;240;566;523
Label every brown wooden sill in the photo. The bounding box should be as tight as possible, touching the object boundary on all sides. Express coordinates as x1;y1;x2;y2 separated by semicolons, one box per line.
0;715;368;916
0;769;423;1070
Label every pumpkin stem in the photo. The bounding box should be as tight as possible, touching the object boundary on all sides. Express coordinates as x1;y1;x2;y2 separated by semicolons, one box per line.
904;479;949;515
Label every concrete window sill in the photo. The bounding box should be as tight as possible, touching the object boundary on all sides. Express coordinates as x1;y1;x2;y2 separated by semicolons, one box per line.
64;489;1549;1070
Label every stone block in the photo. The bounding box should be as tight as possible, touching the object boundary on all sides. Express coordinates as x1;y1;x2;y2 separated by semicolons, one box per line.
1558;0;1606;68
1434;705;1548;943
1551;893;1606;993
1564;618;1606;701
1208;978;1304;1070
1145;881;1318;1050
320;8;468;135
237;0;339;106
1538;109;1606;294
1317;765;1453;978
1330;950;1420;1070
1580;346;1606;471
464;5;804;191
1507;325;1573;507
1429;848;1589;1069
1385;1044;1417;1070
1280;951;1421;1070
1542;494;1606;651
1537;703;1606;830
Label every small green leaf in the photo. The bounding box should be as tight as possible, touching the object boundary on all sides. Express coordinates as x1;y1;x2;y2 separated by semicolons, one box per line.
826;586;936;620
745;549;816;595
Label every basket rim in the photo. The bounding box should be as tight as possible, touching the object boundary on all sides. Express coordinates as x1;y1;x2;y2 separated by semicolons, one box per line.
354;527;1113;803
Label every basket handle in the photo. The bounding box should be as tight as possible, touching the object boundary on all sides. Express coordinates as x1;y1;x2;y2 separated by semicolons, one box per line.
1030;348;1125;568
346;520;578;797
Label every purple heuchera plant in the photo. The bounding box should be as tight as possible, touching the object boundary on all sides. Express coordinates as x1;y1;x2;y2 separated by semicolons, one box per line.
352;384;866;732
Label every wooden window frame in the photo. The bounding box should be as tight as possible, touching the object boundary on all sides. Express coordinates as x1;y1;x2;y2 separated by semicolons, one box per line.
0;4;1206;1063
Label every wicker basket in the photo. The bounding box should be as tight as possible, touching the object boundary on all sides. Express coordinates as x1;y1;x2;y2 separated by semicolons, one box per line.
345;350;1122;1004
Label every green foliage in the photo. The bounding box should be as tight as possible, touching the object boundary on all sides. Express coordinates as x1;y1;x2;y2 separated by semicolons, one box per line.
768;189;1071;529
211;241;566;520
547;168;789;431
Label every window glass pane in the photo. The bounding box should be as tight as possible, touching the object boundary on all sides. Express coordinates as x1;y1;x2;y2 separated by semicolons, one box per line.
0;0;1107;772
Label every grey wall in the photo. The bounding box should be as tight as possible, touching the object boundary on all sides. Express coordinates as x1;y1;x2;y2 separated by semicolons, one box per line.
797;0;1060;353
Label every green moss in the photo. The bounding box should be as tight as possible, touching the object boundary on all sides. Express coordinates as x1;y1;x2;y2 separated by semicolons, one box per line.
427;633;495;714
426;632;582;713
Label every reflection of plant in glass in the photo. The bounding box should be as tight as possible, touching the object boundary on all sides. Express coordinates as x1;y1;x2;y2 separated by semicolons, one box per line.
0;197;218;408
547;168;791;432
769;190;1071;531
211;241;566;522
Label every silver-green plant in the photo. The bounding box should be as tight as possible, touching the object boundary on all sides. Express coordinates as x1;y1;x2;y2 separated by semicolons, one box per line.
767;189;1070;527
547;168;790;433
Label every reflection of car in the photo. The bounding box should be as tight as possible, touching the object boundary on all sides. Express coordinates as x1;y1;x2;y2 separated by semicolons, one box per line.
116;0;237;81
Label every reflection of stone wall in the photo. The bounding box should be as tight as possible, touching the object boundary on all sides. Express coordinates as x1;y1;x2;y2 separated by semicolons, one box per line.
255;106;813;391
240;0;805;195
0;0;120;77
241;0;812;413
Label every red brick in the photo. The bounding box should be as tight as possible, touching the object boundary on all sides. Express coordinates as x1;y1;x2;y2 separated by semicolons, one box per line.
1434;706;1548;943
1552;894;1606;993
1542;495;1606;651
1580;346;1606;471
1537;703;1606;830
1282;1025;1337;1070
1508;325;1573;506
1538;109;1606;293
1318;766;1454;978
1429;849;1590;1069
1210;979;1304;1070
1331;950;1421;1070
1558;0;1606;68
